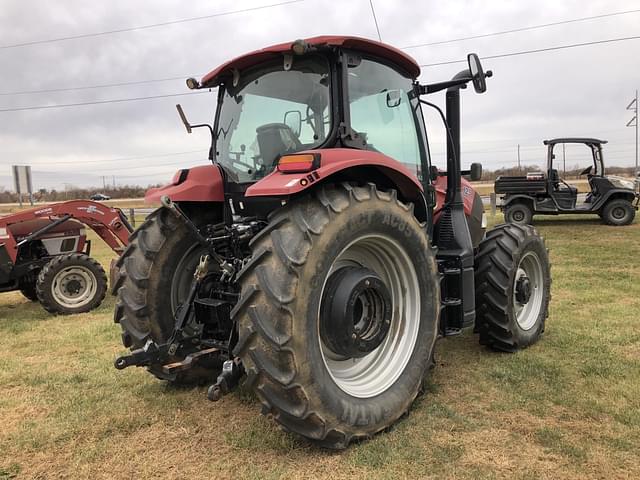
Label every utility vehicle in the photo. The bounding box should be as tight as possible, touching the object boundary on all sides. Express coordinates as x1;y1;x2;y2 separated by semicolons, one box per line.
113;36;551;448
0;200;131;313
496;138;639;225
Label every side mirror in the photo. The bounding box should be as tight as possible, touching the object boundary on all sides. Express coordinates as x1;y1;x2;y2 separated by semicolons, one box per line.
284;110;302;136
469;162;482;181
176;104;192;134
429;165;440;181
467;53;487;94
386;89;402;108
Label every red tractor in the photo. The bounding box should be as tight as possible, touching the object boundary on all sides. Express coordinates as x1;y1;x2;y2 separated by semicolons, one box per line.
113;36;551;448
0;201;131;314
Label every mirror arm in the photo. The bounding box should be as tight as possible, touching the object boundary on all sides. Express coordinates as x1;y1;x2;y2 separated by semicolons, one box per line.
420;74;472;95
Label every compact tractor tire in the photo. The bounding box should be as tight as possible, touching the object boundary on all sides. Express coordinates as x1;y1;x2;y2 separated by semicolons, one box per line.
504;202;533;225
475;223;551;352
232;184;440;449
19;277;39;301
601;199;635;226
36;253;107;314
112;207;219;383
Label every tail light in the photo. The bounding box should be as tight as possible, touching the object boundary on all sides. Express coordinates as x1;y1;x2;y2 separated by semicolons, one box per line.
277;154;319;173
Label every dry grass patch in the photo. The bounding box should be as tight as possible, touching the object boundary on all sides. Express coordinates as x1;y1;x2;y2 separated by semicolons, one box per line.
0;214;638;479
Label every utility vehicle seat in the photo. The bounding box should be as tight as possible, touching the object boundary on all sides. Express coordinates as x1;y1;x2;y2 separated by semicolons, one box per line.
549;169;577;194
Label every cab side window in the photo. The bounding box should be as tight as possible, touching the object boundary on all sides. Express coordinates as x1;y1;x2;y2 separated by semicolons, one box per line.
348;59;423;178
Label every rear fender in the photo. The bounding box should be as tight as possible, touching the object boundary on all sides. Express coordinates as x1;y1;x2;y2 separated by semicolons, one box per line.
145;164;225;204
244;148;428;220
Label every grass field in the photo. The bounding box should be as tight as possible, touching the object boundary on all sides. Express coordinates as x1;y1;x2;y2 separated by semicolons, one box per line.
1;213;639;479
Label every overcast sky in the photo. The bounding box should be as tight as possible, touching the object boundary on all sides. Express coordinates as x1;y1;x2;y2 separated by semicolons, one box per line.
1;0;639;191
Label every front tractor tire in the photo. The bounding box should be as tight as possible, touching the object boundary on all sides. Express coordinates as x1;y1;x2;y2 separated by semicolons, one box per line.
113;207;218;383
475;223;551;352
36;253;107;314
233;184;440;449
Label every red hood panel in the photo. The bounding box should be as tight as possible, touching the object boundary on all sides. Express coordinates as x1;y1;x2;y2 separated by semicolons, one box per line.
433;175;476;217
145;164;224;204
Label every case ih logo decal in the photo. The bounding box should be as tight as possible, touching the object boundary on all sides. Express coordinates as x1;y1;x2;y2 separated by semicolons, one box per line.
77;205;105;215
34;207;53;215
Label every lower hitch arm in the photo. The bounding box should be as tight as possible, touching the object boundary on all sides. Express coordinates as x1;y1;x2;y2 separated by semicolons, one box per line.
114;255;209;371
207;357;244;402
114;341;161;370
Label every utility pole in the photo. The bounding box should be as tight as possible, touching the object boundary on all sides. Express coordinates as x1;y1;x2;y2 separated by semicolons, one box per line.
627;90;638;173
112;176;116;188
102;176;106;189
517;144;521;171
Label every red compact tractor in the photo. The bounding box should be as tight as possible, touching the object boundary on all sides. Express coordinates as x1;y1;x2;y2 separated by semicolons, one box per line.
0;201;131;314
113;36;552;448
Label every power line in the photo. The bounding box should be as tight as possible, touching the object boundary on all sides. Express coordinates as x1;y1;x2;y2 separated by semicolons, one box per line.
3;7;635;98
27;149;207;166
402;8;640;49
0;0;305;50
0;75;207;96
420;34;640;67
368;0;382;42
0;91;209;112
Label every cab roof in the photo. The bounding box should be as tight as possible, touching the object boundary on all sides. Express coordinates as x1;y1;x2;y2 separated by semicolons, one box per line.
544;138;608;145
199;35;420;88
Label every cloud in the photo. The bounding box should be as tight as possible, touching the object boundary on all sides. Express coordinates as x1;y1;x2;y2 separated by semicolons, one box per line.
0;0;639;190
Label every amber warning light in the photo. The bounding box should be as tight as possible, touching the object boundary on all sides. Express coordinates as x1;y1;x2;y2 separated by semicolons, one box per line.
277;154;319;173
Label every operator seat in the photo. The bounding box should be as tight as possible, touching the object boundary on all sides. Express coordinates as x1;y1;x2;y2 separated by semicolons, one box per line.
256;123;302;173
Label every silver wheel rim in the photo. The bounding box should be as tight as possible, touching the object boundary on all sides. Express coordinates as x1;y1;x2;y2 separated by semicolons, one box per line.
318;234;421;398
513;251;544;330
51;266;97;309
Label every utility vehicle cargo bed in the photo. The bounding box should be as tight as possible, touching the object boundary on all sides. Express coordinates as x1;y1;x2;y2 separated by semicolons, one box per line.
494;176;547;194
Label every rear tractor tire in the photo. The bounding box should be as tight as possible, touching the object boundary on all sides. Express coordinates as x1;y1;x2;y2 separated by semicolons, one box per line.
504;202;533;225
113;207;219;383
36;253;107;315
233;184;440;449
475;223;551;352
601;199;635;226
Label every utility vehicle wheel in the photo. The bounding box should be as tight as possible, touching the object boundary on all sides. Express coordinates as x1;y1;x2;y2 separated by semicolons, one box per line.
113;207;219;383
36;253;107;315
601;199;635;226
475;223;551;352
504;202;533;225
233;184;440;449
19;276;38;301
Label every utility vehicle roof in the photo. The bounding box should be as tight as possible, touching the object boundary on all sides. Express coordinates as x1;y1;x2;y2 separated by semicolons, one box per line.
199;35;420;88
543;138;608;145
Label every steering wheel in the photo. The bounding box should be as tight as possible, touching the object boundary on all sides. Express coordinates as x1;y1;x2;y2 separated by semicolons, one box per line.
579;165;592;176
